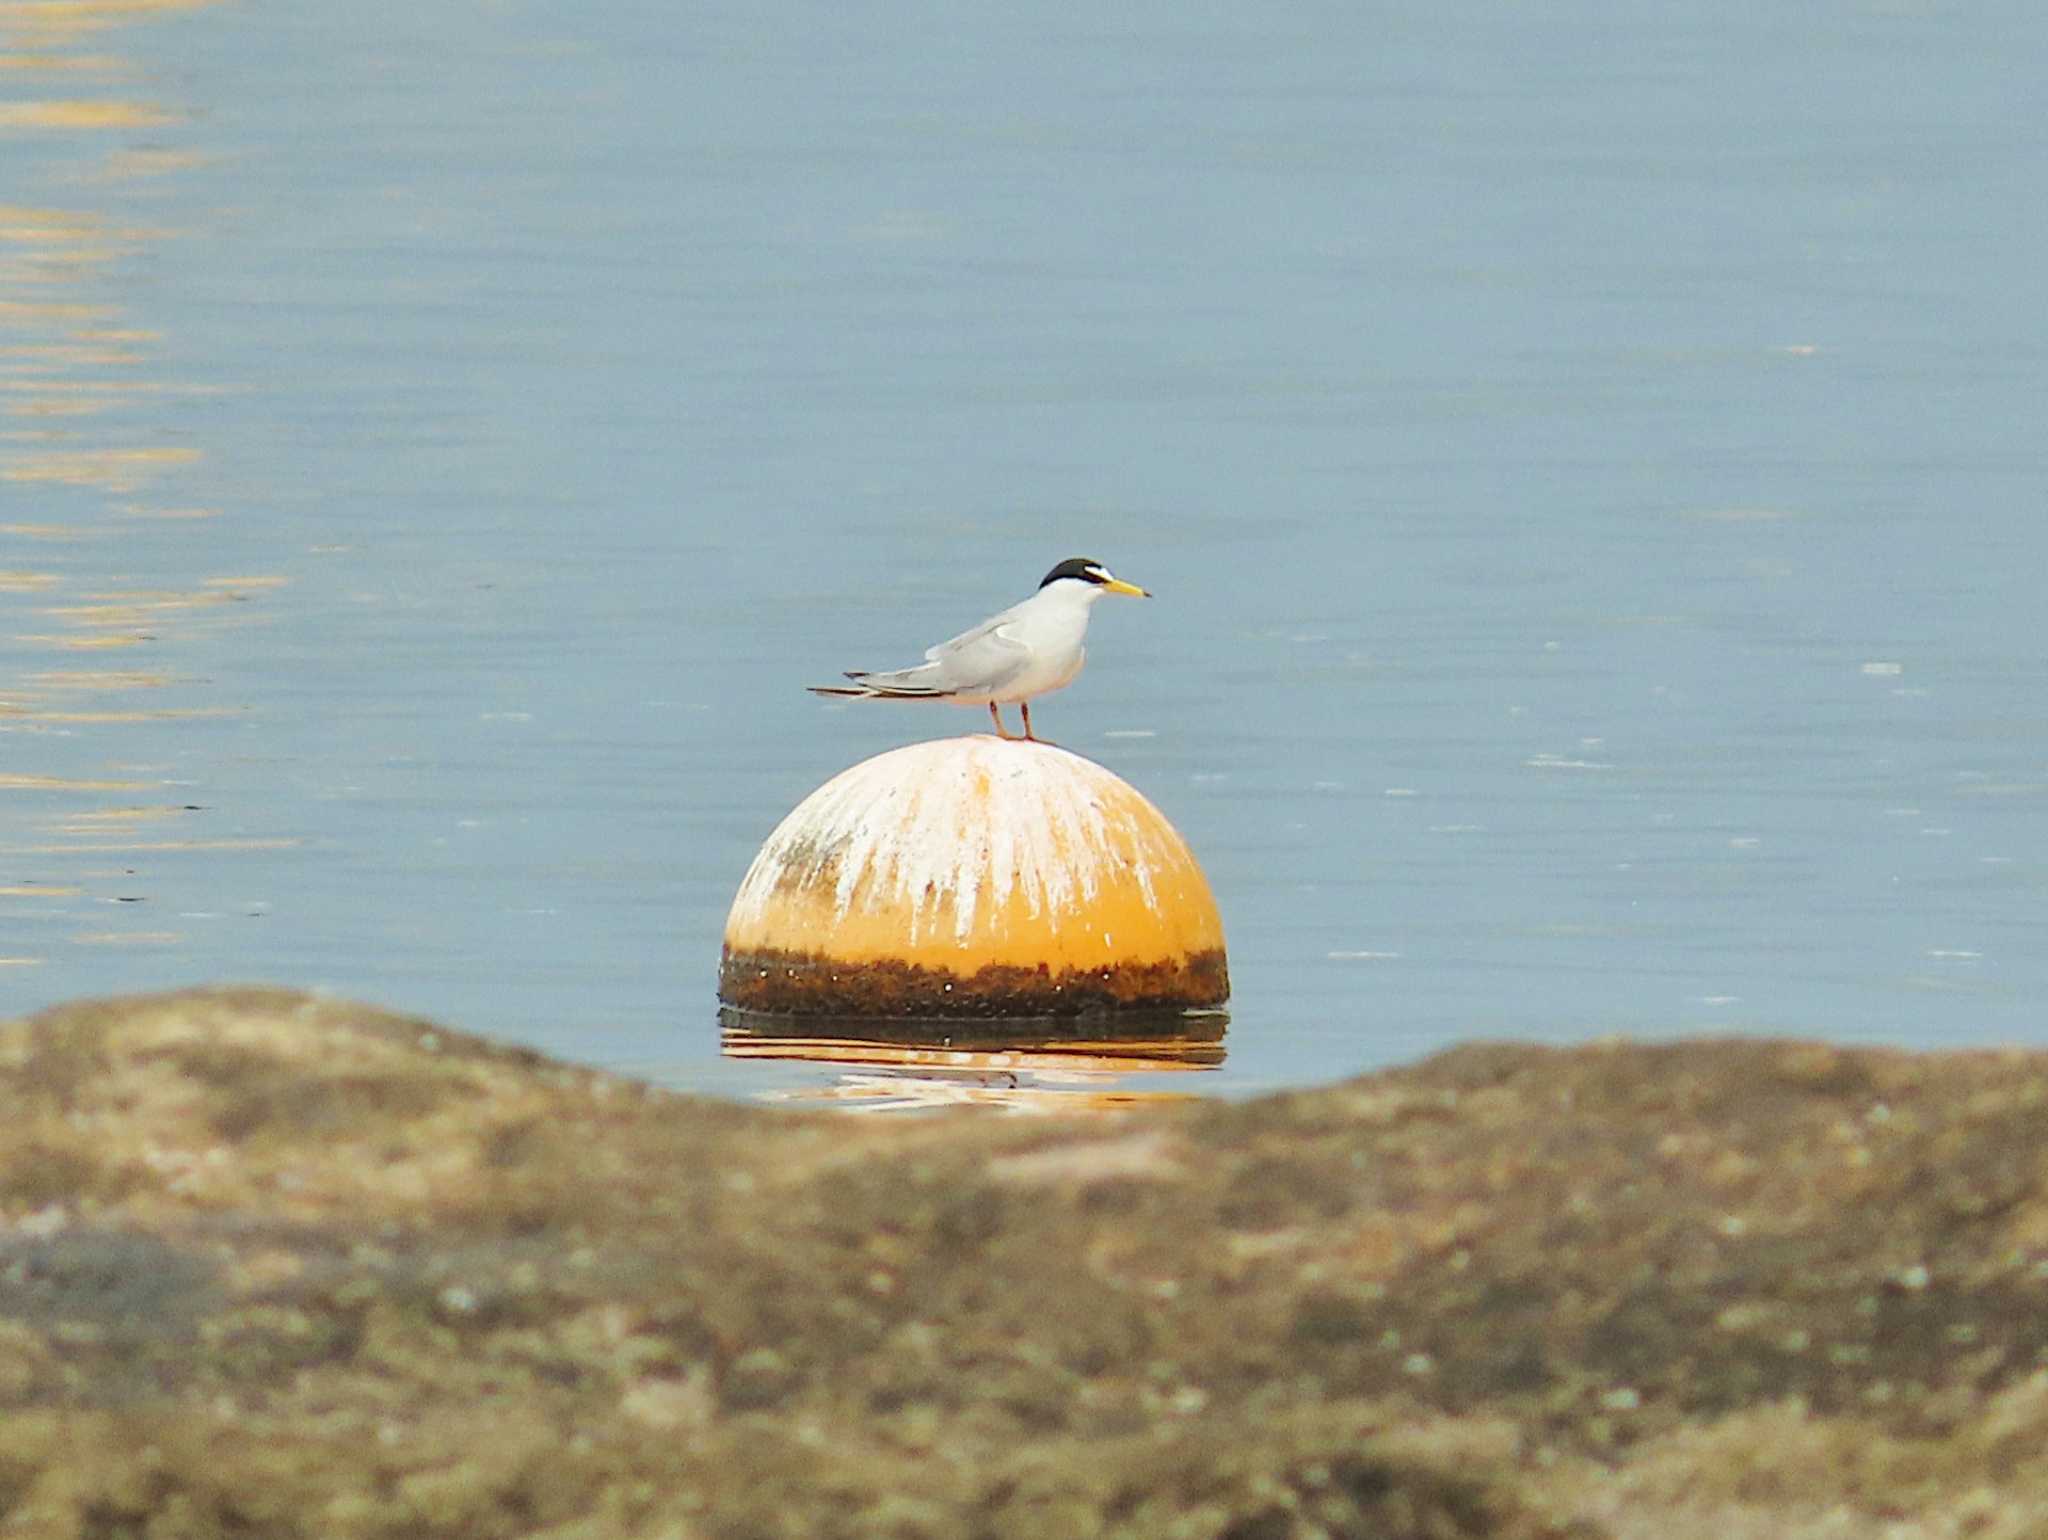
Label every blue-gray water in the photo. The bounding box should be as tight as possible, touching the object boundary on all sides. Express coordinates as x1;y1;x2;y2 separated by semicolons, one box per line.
4;1;2043;1102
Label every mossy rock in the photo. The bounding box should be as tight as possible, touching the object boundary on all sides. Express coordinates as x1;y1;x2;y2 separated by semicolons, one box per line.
3;988;2047;1537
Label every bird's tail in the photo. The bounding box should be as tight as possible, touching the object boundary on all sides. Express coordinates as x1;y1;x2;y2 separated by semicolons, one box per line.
807;682;945;700
808;667;946;700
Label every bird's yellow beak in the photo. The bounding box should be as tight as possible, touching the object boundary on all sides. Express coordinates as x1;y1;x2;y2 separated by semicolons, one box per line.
1102;577;1150;598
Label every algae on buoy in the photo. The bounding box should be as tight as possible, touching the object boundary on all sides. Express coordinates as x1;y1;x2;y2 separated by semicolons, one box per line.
718;736;1227;1018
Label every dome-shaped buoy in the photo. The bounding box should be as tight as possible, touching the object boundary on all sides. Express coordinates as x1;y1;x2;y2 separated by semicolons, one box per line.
719;737;1227;1017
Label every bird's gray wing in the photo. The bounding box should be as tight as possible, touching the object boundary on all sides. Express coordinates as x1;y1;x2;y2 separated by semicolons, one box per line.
839;629;1024;693
919;621;1033;694
836;598;1031;697
843;620;1030;697
922;597;1024;661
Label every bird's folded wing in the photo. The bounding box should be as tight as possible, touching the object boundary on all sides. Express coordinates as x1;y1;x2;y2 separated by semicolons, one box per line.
923;603;1025;660
924;625;1033;693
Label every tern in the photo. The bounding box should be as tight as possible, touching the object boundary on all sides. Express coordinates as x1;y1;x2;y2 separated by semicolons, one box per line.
808;557;1151;741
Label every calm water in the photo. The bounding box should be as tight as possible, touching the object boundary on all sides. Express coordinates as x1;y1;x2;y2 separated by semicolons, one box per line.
4;1;2043;1104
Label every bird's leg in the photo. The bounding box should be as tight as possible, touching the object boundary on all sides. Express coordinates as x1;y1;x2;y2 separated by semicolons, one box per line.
1020;700;1037;741
988;702;1012;739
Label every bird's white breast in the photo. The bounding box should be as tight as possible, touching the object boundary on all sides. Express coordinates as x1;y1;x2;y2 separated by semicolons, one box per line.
987;583;1099;703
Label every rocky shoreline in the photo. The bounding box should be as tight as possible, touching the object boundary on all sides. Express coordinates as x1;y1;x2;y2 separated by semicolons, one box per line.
3;986;2044;1537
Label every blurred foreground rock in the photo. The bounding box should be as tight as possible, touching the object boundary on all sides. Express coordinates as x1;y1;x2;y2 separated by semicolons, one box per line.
3;987;2047;1539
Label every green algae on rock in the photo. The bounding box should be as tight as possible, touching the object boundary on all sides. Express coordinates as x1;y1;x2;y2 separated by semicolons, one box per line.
4;987;2048;1538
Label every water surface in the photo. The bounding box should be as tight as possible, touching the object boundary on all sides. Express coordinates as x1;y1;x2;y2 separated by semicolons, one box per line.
4;1;2043;1102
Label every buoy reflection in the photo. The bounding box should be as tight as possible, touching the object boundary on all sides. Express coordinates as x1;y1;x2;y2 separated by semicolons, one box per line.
719;1007;1226;1112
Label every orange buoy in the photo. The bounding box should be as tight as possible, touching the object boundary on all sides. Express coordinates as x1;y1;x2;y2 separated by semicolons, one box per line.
718;736;1227;1017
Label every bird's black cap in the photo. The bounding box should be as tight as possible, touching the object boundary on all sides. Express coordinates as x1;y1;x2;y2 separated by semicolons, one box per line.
1040;557;1108;588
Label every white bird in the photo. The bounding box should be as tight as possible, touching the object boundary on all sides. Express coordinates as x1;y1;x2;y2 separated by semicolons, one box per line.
808;557;1151;741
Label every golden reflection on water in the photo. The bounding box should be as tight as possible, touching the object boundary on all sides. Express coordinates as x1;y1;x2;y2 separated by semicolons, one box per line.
0;99;174;127
3;520;98;536
0;772;146;790
11;631;157;649
720;1010;1228;1113
10;837;298;853
0;0;216;44
1;0;255;969
0;51;122;72
52;803;198;828
4;445;203;489
27;667;171;687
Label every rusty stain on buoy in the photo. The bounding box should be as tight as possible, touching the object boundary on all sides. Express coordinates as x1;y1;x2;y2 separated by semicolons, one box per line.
718;736;1228;1018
